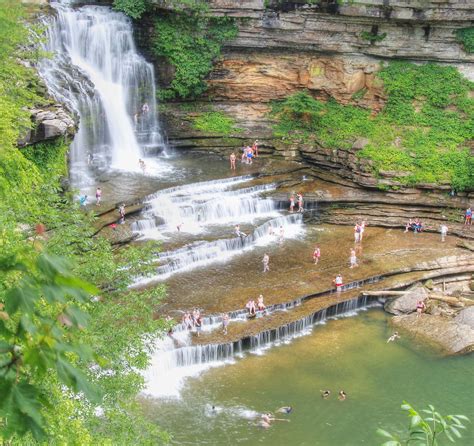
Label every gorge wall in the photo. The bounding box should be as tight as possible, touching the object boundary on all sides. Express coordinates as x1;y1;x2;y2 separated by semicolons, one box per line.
136;0;473;192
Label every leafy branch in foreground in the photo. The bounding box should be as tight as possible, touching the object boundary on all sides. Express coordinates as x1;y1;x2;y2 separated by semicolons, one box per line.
377;401;470;446
0;253;100;441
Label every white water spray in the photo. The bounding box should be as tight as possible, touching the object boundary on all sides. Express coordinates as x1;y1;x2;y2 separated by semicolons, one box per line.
39;1;166;184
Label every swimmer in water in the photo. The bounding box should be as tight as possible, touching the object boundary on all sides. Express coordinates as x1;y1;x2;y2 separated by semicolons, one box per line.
276;406;293;414
387;331;400;343
321;390;331;399
338;390;347;401
260;412;290;426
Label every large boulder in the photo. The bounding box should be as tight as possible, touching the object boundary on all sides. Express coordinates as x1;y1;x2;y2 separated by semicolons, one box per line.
19;105;76;146
384;285;429;315
392;313;474;356
455;306;474;329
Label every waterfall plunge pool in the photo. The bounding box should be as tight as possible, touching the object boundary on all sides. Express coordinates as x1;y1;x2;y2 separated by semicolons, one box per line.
140;309;474;445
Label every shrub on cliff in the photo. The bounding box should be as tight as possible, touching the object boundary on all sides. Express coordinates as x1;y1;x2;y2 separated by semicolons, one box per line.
271;63;474;191
455;27;474;54
113;0;148;19
152;5;238;99
192;111;242;135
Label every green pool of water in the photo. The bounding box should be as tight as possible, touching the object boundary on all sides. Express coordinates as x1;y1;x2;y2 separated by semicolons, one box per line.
142;309;474;445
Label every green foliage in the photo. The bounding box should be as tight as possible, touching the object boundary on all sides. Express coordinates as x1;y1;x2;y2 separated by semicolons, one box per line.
271;62;474;190
113;0;148;19
0;4;170;443
0;1;43;155
192;111;242;135
377;401;470;445
361;31;387;42
21;138;68;176
0;1;46;214
152;7;238;99
0;253;100;441
352;87;367;101
455;27;474;53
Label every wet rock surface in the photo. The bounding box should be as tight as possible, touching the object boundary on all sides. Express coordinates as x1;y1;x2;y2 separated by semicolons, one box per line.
384;284;429;315
455;306;474;329
392;313;474;355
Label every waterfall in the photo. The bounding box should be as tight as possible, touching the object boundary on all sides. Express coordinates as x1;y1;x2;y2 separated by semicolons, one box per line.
132;175;278;237
39;1;165;185
144;295;382;398
145;332;240;398
131;175;304;282
134;213;303;283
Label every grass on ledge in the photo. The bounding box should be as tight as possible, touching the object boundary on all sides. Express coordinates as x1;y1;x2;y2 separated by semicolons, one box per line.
271;62;474;191
192;111;242;136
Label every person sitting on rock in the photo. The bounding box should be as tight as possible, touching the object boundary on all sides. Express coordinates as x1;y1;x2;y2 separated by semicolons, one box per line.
246;299;256;317
413;218;423;233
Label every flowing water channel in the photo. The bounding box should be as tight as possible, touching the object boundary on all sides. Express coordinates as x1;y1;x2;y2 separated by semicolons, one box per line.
39;3;474;444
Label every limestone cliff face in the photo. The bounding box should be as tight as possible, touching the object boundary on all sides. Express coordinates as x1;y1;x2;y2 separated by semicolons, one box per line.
210;0;473;63
146;0;473;190
202;0;472;108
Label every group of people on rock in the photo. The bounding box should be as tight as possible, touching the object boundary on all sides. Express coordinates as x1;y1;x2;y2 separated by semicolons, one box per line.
245;295;267;317
404;218;424;233
289;193;304;213
402;207;472;240
229;141;259;169
182;309;203;336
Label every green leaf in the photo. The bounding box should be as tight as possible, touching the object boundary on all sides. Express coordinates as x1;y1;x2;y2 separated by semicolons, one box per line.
445;429;454;442
64;305;90;328
381;441;401;446
20;314;37;335
410;414;422;428
37;253;70;279
454;415;470;421
0;380;46;441
5;286;36;315
0;340;11;352
450;426;462;438
56;357;101;403
55;274;99;295
41;284;67;304
377;428;395;439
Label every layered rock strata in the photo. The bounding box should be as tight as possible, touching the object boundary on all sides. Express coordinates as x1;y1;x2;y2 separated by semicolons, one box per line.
143;0;473;193
19;105;76;146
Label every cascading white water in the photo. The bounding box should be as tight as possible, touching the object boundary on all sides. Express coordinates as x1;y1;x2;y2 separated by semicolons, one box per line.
39;1;166;185
144;296;381;398
134;212;303;283
132;176;279;237
145;333;239;398
132;175;304;282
